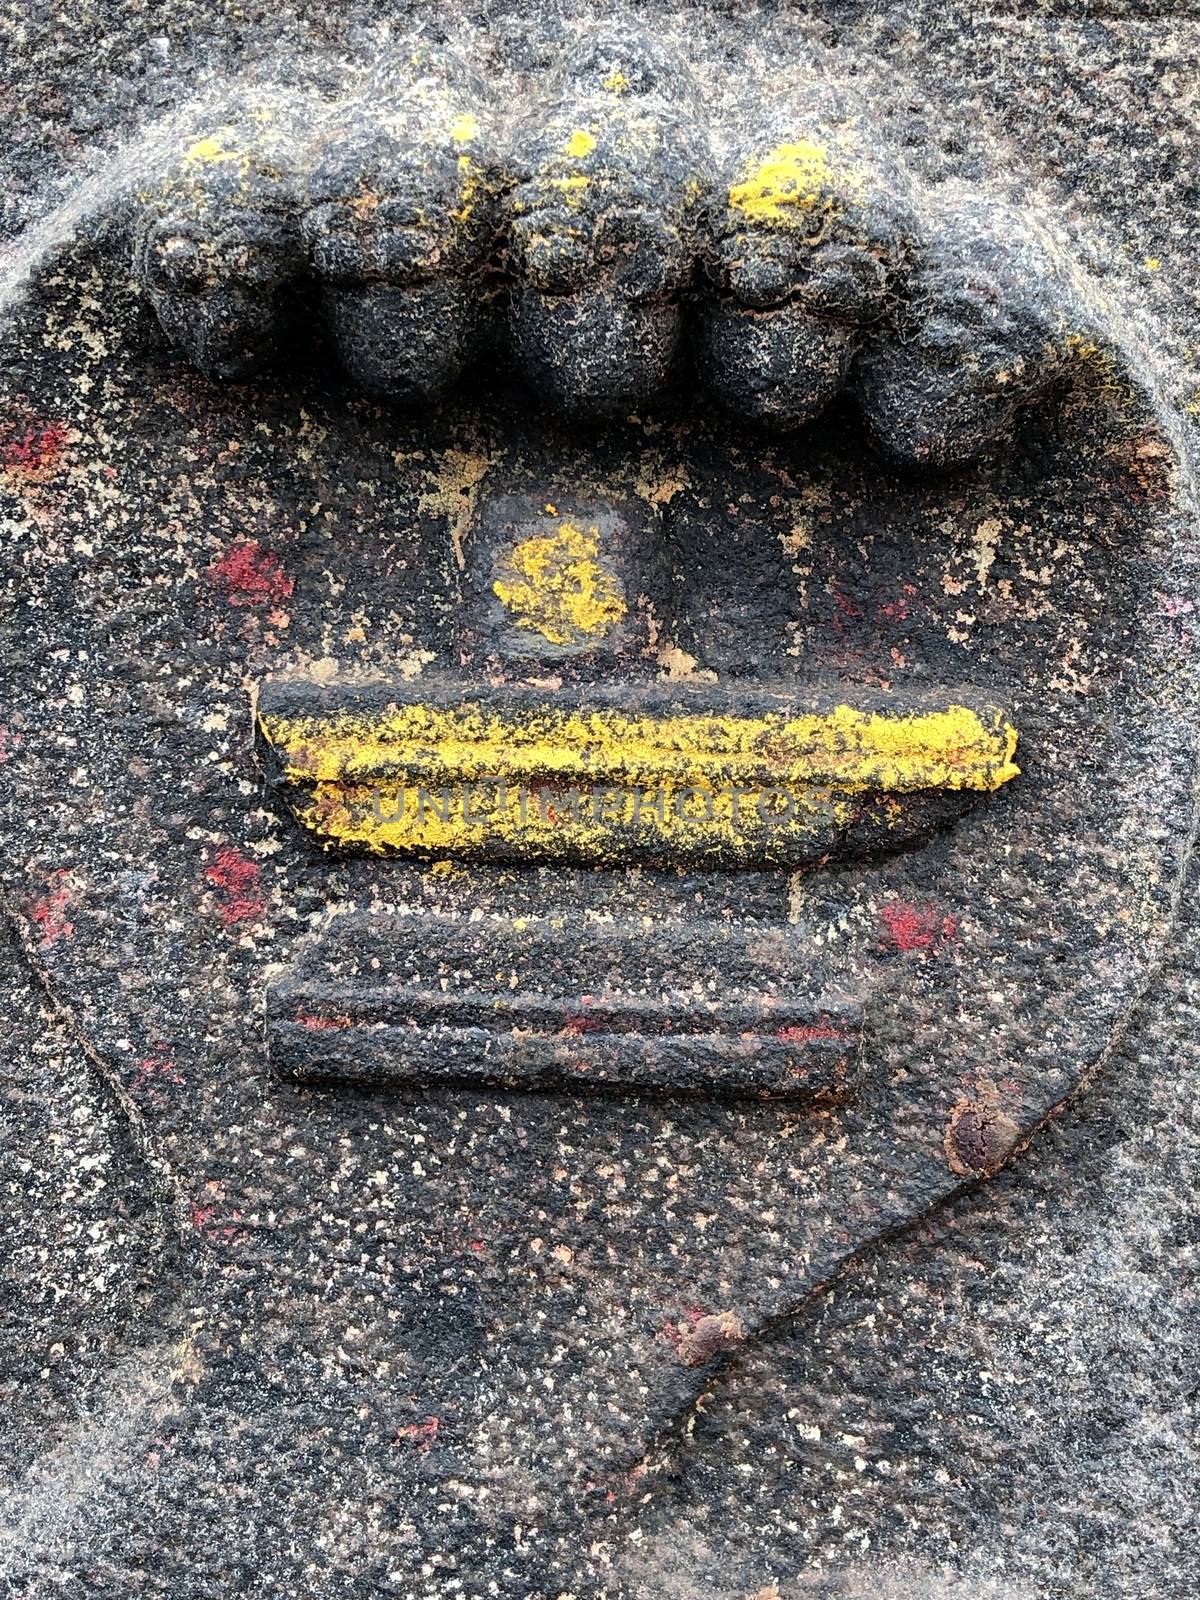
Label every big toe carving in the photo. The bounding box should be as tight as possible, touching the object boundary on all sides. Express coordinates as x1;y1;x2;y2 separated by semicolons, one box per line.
854;206;1069;470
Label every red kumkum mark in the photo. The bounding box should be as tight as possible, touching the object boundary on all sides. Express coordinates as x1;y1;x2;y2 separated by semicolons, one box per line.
562;1011;606;1036
130;1049;185;1101
831;585;862;636
208;541;294;607
204;846;266;925
396;1417;439;1451
190;1181;243;1244
777;1023;851;1045
30;881;74;947
880;582;918;622
879;899;959;954
295;1012;352;1031
1;419;67;475
659;1304;707;1350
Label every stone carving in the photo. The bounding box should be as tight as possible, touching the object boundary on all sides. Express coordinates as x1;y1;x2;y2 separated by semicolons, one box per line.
4;18;1197;1573
133;90;311;379
506;32;703;416
268;910;864;1098
855;203;1071;469
132;41;1085;468
697;84;911;430
301;49;500;404
256;677;1018;867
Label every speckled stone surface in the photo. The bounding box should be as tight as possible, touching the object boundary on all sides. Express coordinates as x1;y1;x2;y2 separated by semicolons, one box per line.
2;4;1199;1598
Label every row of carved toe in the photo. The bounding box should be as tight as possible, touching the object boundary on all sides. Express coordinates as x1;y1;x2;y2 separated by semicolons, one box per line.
132;34;1089;468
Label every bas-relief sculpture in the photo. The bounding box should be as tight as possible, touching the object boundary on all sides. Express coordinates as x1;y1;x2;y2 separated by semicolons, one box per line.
2;18;1197;1589
132;36;1066;454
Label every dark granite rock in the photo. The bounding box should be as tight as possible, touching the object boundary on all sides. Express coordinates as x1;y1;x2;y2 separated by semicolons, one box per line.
506;31;704;417
301;46;500;405
1;5;1199;1598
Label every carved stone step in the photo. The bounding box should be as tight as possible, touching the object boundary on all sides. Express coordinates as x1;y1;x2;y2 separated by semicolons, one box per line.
268;910;864;1099
256;674;1019;866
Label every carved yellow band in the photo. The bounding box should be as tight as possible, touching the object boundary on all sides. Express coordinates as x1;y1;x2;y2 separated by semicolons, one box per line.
258;695;1019;863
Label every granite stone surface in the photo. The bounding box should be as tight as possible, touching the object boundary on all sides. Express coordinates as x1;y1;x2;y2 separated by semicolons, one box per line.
1;4;1198;1598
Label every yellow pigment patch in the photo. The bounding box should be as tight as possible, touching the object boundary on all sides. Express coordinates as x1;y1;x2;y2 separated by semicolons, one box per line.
453;152;480;222
286;775;848;863
565;127;597;158
259;698;1019;862
546;173;591;198
602;69;630;93
449;112;480;145
492;522;627;645
184;134;242;166
728;140;852;225
263;700;1018;791
1066;331;1101;360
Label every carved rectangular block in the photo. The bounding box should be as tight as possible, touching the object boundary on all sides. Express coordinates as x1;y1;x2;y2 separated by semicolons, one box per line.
267;911;864;1101
256;676;1018;868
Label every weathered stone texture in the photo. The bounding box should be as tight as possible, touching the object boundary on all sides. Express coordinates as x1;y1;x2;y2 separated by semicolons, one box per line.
1;4;1199;1598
